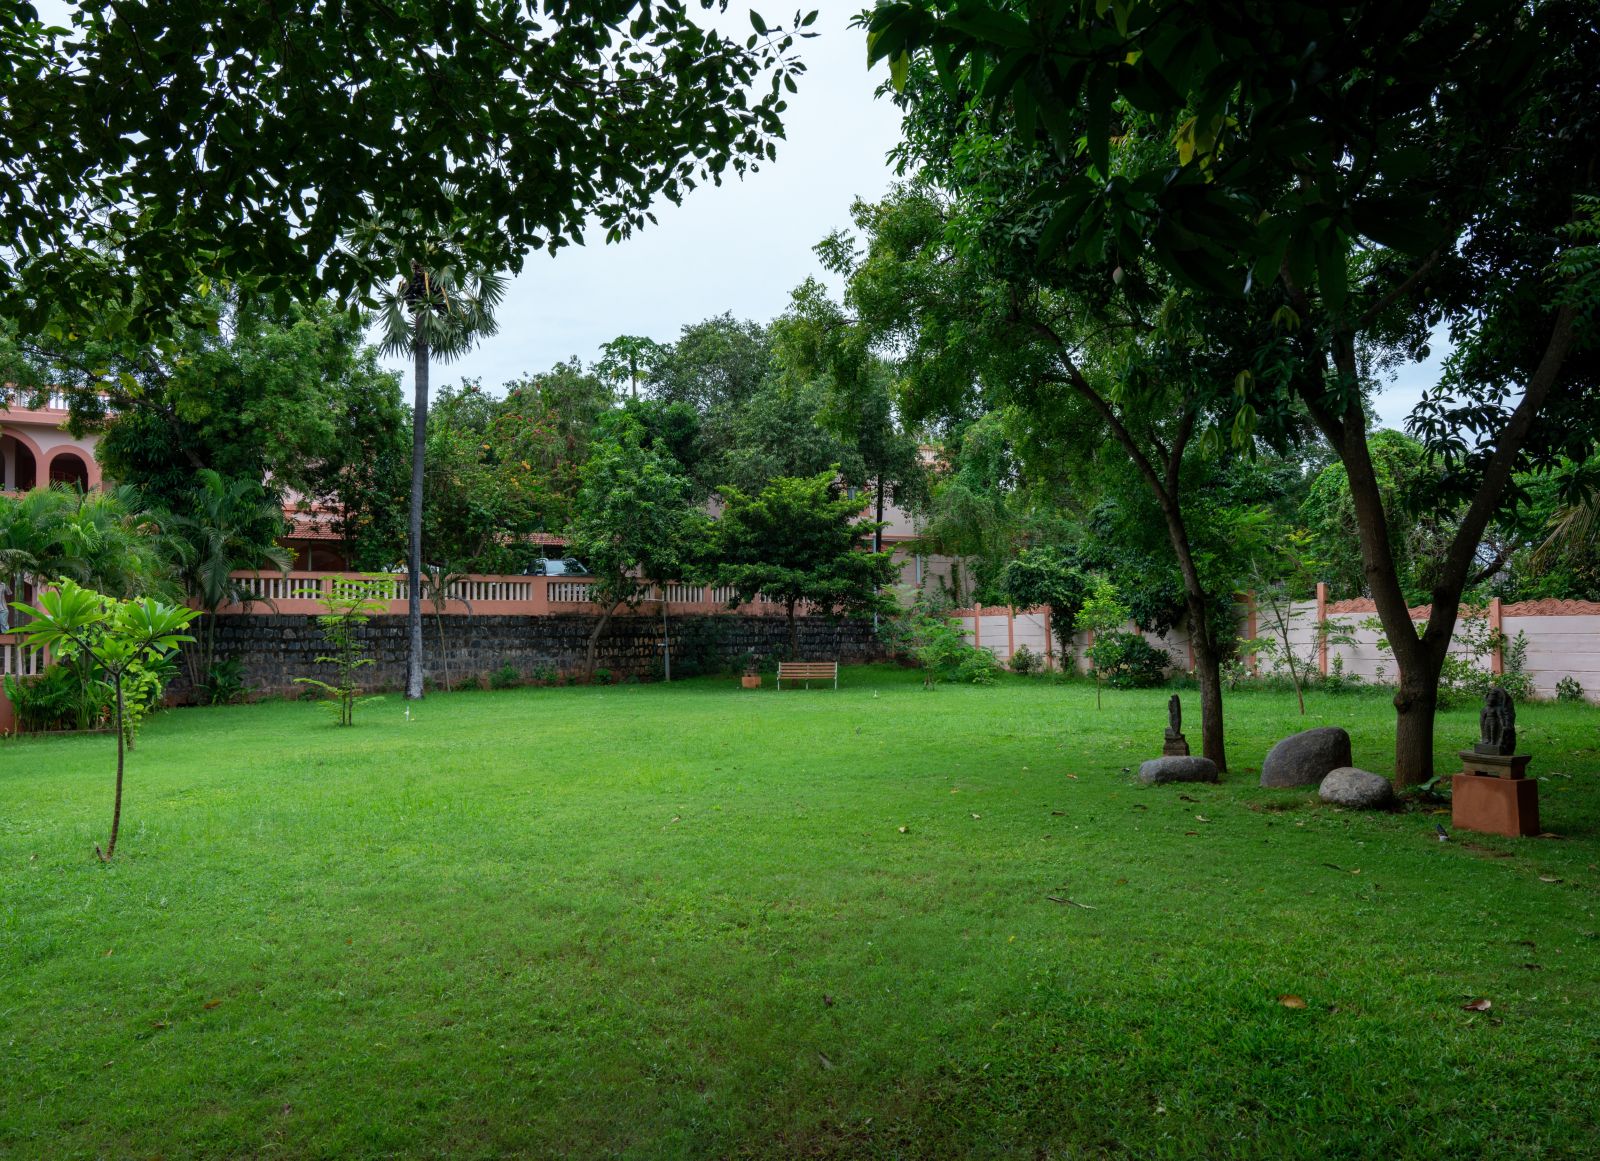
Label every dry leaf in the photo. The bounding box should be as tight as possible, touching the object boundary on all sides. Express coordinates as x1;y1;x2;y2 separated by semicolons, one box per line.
1195;815;1210;823
897;825;909;834
1179;794;1199;803
1051;810;1065;816
817;1052;834;1071
1278;994;1307;1009
822;994;835;1007
971;813;982;820
1184;830;1199;836
670;816;680;824
150;1021;168;1030
1539;875;1563;884
1462;998;1492;1012
203;999;222;1010
1064;774;1079;781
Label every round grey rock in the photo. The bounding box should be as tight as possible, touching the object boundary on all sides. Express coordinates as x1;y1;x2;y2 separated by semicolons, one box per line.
1137;756;1219;785
1319;766;1395;809
1260;726;1353;788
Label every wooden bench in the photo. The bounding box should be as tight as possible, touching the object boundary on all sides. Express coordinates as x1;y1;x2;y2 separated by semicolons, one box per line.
776;661;838;690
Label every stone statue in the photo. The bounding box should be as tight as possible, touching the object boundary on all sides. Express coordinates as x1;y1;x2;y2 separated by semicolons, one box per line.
1162;695;1189;756
1475;687;1517;756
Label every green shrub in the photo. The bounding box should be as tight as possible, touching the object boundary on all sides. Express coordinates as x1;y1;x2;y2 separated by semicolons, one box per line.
3;665;100;733
955;647;1003;686
593;668;614;686
1010;643;1041;676
1556;675;1585;702
203;658;249;705
1089;630;1169;689
489;663;522;690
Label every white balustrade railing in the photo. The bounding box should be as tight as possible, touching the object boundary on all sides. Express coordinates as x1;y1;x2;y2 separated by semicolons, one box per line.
659;582;702;604
443;578;533;604
548;580;595;603
0;637;47;677
710;586;742;605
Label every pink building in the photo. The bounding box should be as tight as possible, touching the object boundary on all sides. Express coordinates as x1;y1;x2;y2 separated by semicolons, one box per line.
0;392;103;493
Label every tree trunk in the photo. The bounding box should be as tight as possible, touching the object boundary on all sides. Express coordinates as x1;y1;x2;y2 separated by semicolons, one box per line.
874;478;885;555
661;599;671;682
585;600;618;676
405;320;429;700
1393;659;1445;787
787;599;799;658
1181;589;1228;771
101;674;125;862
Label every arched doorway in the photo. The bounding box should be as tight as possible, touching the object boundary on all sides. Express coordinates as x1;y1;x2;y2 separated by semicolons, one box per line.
46;450;90;490
1;434;38;491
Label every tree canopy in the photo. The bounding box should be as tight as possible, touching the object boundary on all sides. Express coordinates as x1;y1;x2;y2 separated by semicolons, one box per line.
2;2;817;337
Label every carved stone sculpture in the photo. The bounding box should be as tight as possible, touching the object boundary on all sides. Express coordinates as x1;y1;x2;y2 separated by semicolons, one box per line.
1475;687;1517;756
1162;694;1189;756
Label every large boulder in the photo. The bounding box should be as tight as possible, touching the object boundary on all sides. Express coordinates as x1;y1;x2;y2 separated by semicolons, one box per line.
1138;756;1219;785
1319;767;1396;810
1260;727;1352;788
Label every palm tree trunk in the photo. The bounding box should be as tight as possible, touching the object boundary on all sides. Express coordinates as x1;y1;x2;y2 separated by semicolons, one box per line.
406;319;429;700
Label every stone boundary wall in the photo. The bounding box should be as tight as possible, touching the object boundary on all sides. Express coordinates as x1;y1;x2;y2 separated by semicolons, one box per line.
171;612;885;698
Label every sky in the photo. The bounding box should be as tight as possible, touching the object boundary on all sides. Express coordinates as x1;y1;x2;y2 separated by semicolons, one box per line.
35;0;1435;432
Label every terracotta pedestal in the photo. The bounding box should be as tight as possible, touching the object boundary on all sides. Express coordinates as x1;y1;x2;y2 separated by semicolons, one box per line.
741;674;762;689
1452;764;1539;839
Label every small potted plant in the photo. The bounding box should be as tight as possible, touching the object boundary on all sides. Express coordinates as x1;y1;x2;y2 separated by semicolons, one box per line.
741;654;762;689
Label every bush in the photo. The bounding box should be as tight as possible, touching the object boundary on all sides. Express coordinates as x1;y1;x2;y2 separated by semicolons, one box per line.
489;663;522;690
908;612;1001;686
956;647;1003;686
2;665;102;733
1088;630;1170;689
1010;643;1041;676
1556;675;1585;702
593;668;614;686
203;658;249;705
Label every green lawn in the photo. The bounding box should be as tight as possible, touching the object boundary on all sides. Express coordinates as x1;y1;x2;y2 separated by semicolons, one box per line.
3;668;1599;1159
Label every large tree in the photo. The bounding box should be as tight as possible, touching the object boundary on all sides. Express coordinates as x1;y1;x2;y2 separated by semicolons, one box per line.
867;0;1600;784
1;2;815;337
708;470;899;657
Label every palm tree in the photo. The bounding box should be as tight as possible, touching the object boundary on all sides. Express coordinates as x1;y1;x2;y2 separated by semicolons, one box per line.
377;258;505;700
161;469;291;695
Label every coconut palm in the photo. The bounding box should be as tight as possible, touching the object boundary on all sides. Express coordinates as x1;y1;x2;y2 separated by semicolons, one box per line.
376;256;505;700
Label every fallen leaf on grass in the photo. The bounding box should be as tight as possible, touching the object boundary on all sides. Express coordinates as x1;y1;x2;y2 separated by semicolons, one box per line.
818;1052;834;1071
1195;815;1210;823
1179;794;1199;803
971;813;982;820
150;1021;168;1030
1064;774;1079;781
1184;831;1199;836
1278;995;1307;1009
1051;810;1065;816
1132;804;1148;811
897;825;910;834
1520;963;1543;971
203;1000;222;1010
670;816;680;824
1539;875;1563;884
822;994;835;1007
1537;832;1564;840
1462;998;1493;1012
1045;896;1096;910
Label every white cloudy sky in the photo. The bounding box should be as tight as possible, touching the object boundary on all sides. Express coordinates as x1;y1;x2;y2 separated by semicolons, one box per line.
37;0;1434;430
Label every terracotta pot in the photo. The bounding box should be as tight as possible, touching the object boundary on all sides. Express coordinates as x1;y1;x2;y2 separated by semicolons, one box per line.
741;674;762;689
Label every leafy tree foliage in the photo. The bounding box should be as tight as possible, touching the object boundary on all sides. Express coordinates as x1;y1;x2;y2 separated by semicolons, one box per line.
11;579;196;861
866;0;1600;784
567;422;704;675
708;470;899;657
2;2;815;337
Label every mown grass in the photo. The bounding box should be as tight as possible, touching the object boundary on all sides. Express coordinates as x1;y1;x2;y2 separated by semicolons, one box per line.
2;667;1598;1159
